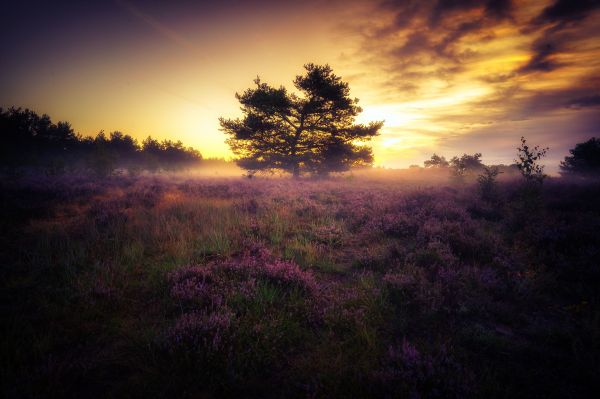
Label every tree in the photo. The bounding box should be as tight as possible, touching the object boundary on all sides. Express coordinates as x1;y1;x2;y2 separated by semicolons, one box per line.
560;137;600;178
449;153;483;178
219;63;383;178
477;166;501;202
424;153;449;168
0;107;79;171
515;136;548;183
0;107;203;176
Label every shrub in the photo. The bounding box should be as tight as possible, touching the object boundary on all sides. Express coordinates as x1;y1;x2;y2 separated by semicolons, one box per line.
515;136;548;183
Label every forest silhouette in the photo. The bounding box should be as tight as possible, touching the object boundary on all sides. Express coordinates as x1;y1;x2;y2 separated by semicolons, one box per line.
0;107;202;176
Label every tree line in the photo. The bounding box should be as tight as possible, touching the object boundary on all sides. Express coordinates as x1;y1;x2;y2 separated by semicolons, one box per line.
4;61;598;180
423;136;600;180
0;107;202;176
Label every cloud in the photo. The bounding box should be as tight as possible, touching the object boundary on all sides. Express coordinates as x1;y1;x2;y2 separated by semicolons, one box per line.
531;0;600;27
518;0;600;74
517;33;565;73
363;0;516;91
338;0;600;168
566;94;600;109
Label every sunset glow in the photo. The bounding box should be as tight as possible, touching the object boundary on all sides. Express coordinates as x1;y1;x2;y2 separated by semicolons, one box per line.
4;2;600;396
2;0;599;170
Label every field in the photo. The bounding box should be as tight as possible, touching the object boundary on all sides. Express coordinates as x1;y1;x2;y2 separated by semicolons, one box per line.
1;172;599;398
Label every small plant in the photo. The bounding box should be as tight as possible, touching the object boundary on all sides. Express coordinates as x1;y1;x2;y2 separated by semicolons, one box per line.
515;136;548;183
477;166;501;202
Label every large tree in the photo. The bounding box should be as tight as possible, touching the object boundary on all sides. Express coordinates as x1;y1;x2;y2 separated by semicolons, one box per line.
560;137;600;178
219;64;383;177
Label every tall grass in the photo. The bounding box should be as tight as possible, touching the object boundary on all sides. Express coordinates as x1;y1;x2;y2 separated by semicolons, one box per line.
1;174;599;398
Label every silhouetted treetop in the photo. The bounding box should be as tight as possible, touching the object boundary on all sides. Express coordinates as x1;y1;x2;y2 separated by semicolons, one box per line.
560;137;600;178
0;107;202;176
449;153;483;178
424;153;449;168
220;63;383;177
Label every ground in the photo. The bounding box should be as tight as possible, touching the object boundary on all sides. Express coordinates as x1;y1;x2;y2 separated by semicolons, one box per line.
1;172;599;398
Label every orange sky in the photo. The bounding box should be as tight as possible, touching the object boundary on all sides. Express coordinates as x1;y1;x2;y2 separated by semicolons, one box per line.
1;0;599;171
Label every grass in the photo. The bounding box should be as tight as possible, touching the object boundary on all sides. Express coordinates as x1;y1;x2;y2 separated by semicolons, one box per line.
1;173;599;398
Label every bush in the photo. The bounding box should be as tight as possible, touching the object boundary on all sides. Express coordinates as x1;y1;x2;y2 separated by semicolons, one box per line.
560;137;600;178
515;136;548;183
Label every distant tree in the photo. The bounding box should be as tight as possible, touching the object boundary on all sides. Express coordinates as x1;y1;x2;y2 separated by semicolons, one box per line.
424;153;449;168
0;107;202;176
477;166;501;202
0;107;81;174
87;131;116;177
559;137;600;178
515;136;548;183
449;153;483;178
139;136;202;172
140;136;162;172
219;63;382;178
159;139;202;170
107;131;138;157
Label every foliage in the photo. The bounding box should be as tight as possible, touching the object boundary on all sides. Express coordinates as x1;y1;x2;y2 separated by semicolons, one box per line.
0;107;202;175
560;137;600;178
424;153;449;168
515;136;548;183
449;153;483;179
477;166;501;202
219;64;382;177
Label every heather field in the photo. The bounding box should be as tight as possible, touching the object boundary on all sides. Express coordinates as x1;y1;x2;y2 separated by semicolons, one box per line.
1;173;599;398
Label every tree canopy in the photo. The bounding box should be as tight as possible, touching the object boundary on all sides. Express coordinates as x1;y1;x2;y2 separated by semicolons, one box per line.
560;137;600;178
0;107;202;176
219;63;383;177
449;153;483;177
424;153;449;168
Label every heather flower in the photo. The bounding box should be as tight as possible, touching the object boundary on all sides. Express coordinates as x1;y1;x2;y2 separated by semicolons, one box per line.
374;339;472;398
166;309;234;353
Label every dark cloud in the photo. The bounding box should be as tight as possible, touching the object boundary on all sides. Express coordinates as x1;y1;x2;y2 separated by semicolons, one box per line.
380;0;512;30
566;94;600;109
517;34;564;73
483;0;513;20
393;31;431;57
373;0;597;79
372;0;514;83
531;0;600;27
434;19;483;56
518;0;600;74
429;0;512;26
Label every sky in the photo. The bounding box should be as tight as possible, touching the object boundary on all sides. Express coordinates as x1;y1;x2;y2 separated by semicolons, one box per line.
1;0;599;171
